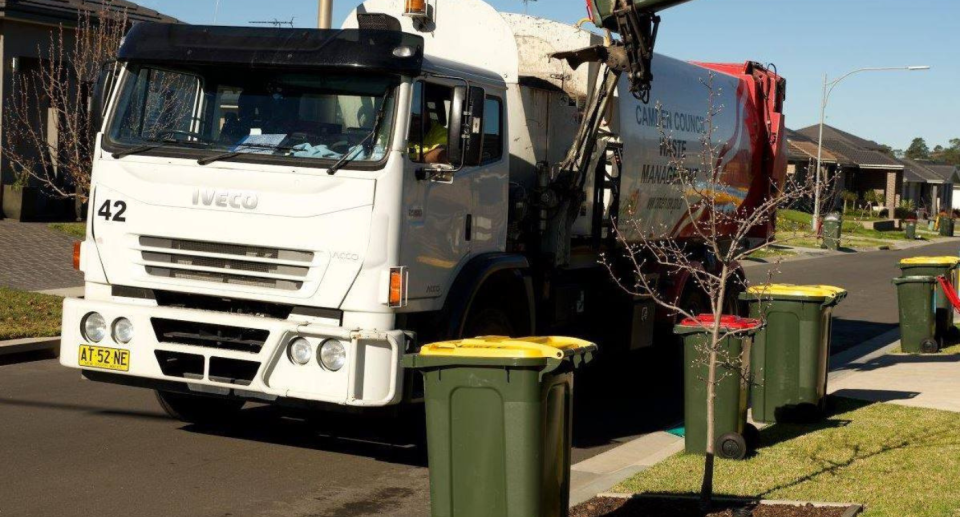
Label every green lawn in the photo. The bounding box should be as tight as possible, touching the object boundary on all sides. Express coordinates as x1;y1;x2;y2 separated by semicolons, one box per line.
775;210;913;248
0;288;63;340
746;247;797;261
48;222;86;240
616;398;960;516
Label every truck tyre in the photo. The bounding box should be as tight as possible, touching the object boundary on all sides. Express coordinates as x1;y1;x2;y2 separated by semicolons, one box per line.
463;305;516;337
155;390;245;424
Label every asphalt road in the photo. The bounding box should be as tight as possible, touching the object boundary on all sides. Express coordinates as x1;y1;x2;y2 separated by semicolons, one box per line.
1;240;954;517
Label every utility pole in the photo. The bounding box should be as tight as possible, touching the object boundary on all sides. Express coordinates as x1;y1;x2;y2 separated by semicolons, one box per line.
318;0;333;28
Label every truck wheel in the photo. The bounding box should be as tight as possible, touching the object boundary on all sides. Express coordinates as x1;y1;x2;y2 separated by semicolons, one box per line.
155;390;245;424
463;306;516;337
679;288;708;318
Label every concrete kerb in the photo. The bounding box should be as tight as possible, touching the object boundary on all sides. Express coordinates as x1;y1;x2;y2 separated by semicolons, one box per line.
569;328;903;507
742;236;957;269
0;336;60;357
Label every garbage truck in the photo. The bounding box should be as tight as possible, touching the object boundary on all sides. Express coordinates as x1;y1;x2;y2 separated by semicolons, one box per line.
61;0;786;420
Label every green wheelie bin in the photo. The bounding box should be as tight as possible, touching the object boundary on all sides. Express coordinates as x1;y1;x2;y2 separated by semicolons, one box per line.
899;256;960;340
740;285;847;423
404;336;596;517
893;276;940;353
821;213;842;250
675;315;762;461
939;216;955;237
904;219;917;240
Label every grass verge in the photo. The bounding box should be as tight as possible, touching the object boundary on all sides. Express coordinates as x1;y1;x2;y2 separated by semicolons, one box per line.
747;247;797;261
615;398;960;516
48;222;86;240
0;288;62;340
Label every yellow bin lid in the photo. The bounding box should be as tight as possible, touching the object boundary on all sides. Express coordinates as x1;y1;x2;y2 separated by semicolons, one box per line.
746;284;846;298
900;256;960;266
419;336;596;359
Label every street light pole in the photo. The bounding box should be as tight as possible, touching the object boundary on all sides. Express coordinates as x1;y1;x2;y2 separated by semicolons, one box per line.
811;66;931;231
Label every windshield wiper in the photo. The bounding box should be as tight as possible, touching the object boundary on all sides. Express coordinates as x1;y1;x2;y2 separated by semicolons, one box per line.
112;138;210;159
196;142;300;166
327;89;391;176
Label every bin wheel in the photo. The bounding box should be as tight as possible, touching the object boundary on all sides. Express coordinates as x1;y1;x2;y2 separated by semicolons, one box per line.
920;339;940;354
717;432;748;460
743;423;761;449
155;390;245;424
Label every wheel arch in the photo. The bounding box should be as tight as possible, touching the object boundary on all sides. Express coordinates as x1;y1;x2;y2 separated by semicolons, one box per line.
440;252;535;339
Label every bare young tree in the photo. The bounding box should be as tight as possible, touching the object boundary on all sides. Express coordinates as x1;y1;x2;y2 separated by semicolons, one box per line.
2;3;129;219
600;74;828;510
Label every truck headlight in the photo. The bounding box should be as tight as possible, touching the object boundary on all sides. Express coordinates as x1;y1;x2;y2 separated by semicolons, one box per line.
288;338;313;366
82;312;107;343
319;339;346;371
112;318;134;344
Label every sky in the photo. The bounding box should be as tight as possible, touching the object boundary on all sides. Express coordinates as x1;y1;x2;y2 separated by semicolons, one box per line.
137;0;958;151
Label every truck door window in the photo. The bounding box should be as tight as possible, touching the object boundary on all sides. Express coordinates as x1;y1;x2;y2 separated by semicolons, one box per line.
481;96;503;164
408;81;454;165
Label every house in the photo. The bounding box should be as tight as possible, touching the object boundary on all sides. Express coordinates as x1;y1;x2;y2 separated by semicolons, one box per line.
795;124;904;216
899;159;959;217
0;0;177;221
784;128;840;210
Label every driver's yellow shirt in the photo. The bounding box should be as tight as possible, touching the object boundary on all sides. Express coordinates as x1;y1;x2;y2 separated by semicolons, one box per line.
409;123;448;157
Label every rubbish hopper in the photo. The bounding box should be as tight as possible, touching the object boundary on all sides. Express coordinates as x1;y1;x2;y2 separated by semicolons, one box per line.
404;336;596;517
821;213;842;250
893;276;939;353
899;257;960;340
740;285;847;423
904;219;917;240
675;315;762;461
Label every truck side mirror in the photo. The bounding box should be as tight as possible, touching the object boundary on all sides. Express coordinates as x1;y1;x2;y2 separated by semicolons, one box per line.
89;61;117;142
446;85;467;166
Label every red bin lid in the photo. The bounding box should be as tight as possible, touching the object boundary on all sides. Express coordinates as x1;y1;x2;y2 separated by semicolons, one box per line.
677;314;762;331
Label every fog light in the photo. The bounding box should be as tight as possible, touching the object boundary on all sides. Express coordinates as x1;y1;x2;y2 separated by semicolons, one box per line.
288;338;312;366
111;317;134;344
319;339;346;371
82;312;107;343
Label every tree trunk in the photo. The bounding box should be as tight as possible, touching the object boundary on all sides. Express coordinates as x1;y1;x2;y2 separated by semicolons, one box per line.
700;267;729;511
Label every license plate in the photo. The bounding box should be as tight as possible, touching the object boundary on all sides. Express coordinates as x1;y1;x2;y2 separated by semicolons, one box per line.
78;345;130;372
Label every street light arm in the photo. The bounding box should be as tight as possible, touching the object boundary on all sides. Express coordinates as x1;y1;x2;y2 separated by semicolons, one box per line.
825;66;931;102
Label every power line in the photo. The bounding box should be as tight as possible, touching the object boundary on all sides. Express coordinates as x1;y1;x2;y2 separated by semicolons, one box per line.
249;17;296;28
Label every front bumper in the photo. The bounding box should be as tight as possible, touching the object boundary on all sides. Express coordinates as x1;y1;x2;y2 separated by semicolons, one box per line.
60;297;406;407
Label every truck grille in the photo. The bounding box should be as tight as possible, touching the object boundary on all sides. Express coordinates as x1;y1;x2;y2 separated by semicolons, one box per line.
151;318;269;354
138;236;314;292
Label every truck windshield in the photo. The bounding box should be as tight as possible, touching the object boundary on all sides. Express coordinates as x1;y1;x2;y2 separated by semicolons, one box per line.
107;64;399;166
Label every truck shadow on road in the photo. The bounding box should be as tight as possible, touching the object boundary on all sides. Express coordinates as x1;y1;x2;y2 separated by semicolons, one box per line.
182;404;430;467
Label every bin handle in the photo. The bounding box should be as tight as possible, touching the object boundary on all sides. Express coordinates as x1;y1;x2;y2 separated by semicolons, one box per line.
822;291;848;308
937;275;960;314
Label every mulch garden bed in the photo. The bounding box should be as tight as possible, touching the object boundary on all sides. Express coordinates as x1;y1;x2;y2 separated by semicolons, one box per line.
571;496;855;517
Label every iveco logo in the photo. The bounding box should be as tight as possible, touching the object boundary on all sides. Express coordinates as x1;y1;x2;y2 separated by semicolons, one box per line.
192;189;259;210
331;252;360;261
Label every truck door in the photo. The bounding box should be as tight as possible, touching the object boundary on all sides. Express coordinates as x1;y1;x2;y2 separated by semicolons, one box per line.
400;79;508;302
401;79;473;301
